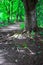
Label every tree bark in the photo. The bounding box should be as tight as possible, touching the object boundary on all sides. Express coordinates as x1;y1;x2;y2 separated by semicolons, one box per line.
22;0;38;31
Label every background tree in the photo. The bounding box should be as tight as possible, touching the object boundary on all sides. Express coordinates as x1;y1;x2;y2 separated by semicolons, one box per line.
0;0;25;27
0;0;8;27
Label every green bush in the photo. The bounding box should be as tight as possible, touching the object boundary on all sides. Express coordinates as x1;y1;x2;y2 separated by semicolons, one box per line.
36;0;43;28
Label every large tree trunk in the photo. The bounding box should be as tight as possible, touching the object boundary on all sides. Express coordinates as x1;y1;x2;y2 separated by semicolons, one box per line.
22;0;38;31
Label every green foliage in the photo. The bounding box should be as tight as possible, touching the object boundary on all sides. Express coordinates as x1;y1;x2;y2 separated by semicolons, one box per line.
20;22;25;29
13;0;25;22
0;0;25;27
36;0;43;28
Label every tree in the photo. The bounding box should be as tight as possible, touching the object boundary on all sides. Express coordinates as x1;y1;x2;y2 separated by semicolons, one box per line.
0;0;8;27
0;0;25;27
